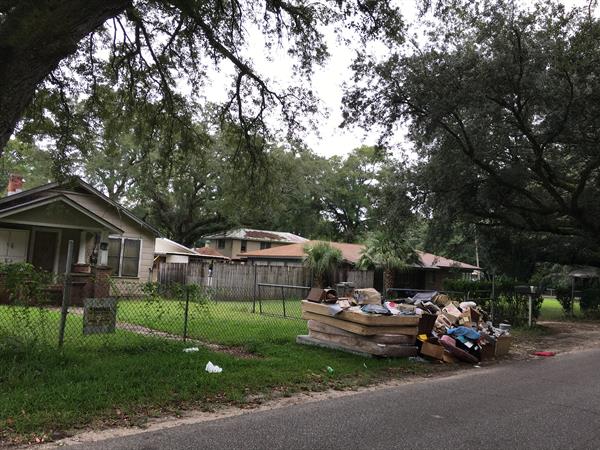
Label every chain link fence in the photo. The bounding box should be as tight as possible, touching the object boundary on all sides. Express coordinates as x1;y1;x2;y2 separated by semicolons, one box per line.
386;286;543;325
0;264;310;354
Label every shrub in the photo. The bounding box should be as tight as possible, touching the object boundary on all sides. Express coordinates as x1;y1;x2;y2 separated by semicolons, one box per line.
554;284;573;316
580;288;600;318
0;262;52;305
443;276;542;325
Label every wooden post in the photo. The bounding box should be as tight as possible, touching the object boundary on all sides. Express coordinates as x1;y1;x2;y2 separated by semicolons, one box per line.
58;240;74;348
571;277;575;317
491;272;495;323
252;264;257;313
282;285;286;318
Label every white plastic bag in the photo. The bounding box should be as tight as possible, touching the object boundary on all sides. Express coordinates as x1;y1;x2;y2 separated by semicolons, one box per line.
205;361;223;373
183;347;199;353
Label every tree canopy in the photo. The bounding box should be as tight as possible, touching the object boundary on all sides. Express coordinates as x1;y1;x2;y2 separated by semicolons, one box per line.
0;0;404;154
344;0;600;267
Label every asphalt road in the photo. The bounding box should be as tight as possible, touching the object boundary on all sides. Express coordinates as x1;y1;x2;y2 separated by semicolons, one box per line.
66;348;600;450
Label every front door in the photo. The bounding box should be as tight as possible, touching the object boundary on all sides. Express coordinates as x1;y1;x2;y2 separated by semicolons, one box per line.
31;231;59;272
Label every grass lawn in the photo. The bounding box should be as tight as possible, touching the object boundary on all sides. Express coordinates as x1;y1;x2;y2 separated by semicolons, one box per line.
0;303;429;444
539;297;581;321
117;299;305;346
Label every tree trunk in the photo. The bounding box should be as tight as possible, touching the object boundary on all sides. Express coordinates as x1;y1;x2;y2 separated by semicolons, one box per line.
0;0;131;152
383;268;394;298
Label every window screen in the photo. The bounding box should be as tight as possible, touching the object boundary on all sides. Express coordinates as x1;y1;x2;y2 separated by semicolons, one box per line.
121;239;141;277
107;238;122;275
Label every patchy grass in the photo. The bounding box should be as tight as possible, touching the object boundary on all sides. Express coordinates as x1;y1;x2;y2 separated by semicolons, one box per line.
539;297;581;321
0;304;431;444
511;324;554;340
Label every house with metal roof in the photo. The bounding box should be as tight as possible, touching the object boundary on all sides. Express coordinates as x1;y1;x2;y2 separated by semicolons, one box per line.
194;246;230;261
202;227;308;260
240;241;479;291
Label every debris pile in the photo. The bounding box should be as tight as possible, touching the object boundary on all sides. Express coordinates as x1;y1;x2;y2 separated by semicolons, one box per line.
393;290;512;363
297;287;420;357
297;287;512;363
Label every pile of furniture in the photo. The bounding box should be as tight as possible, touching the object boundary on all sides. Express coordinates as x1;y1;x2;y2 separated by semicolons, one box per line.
297;288;420;357
297;287;512;362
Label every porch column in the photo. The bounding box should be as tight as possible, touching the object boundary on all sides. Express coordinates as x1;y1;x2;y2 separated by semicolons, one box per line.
99;231;109;266
77;231;87;264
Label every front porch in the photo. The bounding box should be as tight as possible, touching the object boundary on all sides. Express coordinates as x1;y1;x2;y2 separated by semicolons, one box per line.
0;195;123;304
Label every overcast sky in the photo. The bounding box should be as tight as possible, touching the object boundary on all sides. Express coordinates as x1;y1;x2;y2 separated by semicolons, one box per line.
200;0;586;159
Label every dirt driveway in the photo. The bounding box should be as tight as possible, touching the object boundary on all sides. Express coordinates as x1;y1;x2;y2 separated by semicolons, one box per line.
510;320;600;360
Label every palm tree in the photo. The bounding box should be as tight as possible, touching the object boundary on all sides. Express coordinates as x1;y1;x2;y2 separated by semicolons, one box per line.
358;232;418;296
303;242;343;288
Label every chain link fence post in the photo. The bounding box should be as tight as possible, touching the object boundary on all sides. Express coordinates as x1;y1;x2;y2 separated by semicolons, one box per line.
183;286;190;342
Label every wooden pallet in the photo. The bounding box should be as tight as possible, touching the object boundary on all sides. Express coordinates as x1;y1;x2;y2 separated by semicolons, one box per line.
297;334;418;357
308;320;416;345
301;311;418;336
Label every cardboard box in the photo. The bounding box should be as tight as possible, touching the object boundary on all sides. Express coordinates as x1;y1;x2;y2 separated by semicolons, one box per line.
305;288;338;303
459;307;481;326
435;314;453;331
442;304;462;324
442;351;459;364
480;335;513;360
434;293;451;307
420;341;444;360
495;335;512;357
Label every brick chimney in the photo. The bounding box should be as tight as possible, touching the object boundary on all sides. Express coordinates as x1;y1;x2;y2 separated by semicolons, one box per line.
7;174;23;196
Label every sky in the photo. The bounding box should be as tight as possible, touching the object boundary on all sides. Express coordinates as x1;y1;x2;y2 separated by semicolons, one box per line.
199;0;589;159
198;2;421;158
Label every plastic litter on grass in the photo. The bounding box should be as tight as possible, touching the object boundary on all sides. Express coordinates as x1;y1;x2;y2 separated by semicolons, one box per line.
205;361;223;373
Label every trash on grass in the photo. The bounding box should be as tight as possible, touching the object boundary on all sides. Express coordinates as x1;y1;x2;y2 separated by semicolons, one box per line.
205;361;223;373
183;347;199;353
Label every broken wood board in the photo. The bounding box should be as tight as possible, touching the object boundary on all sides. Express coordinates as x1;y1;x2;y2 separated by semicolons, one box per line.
308;330;418;357
297;335;374;358
301;311;418;336
308;320;416;345
301;300;419;326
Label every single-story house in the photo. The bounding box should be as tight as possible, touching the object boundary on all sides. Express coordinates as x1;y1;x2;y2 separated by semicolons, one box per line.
155;237;200;264
395;251;480;291
240;241;479;291
0;175;160;303
202;228;307;260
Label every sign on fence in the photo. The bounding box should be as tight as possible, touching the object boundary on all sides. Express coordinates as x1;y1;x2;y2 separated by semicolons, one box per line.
83;298;117;335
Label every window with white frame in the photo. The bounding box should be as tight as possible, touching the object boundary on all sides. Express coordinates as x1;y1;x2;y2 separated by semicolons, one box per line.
107;236;141;277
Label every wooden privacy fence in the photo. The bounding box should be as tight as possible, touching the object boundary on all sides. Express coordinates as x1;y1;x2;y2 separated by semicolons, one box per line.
157;262;375;301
